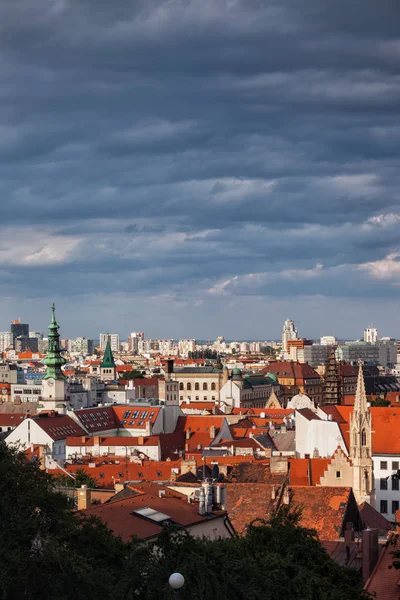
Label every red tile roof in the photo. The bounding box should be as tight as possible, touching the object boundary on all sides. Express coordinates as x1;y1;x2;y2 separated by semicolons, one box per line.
33;414;86;440
364;533;400;600
0;413;25;427
48;460;182;488
79;482;224;542
289;458;331;486
226;483;356;540
262;361;321;380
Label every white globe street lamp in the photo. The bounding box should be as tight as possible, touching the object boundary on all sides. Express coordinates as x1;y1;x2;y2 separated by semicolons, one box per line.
169;573;185;598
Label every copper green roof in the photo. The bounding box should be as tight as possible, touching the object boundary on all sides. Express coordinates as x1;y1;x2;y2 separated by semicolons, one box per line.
43;303;66;380
101;340;116;368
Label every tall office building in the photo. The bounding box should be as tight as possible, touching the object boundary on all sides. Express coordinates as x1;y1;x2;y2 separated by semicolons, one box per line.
100;333;120;353
10;320;29;347
364;326;378;344
282;319;298;353
29;331;43;340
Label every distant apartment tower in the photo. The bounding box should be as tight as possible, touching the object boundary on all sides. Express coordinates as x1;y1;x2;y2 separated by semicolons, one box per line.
100;333;120;353
29;331;43;340
138;339;152;354
68;337;94;355
158;339;175;355
178;339;196;357
128;332;144;354
282;319;297;353
0;332;12;352
320;336;337;346
364;326;378;344
10;320;29;347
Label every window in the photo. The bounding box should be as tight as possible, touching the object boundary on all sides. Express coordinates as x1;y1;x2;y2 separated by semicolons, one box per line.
392;501;399;514
187;383;191;391
393;461;399;471
380;500;388;514
123;410;131;419
195;382;199;391
203;382;208;391
180;396;183;401
179;382;184;390
336;471;341;479
212;396;215;401
380;478;388;490
211;382;216;391
392;478;399;491
361;429;366;446
138;472;143;477
195;396;199;401
157;471;162;476
381;461;388;470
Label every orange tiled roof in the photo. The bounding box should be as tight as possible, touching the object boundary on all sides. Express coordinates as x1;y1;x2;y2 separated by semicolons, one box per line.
289;458;331;486
364;532;400;600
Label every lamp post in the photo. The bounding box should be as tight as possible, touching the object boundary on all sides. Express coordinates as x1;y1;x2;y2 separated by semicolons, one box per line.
169;573;185;599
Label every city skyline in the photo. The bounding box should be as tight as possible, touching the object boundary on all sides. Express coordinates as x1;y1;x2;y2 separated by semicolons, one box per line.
0;307;393;343
0;1;399;337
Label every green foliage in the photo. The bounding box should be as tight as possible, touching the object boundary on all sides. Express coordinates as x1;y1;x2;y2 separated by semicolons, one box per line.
116;507;368;600
121;369;145;380
370;396;390;407
52;467;99;489
0;442;127;600
0;443;368;600
261;345;277;356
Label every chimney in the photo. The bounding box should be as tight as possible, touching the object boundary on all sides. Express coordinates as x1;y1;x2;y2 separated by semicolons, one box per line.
77;485;91;511
199;487;206;515
164;359;174;377
271;485;276;500
362;528;379;580
209;425;216;439
138;436;144;445
283;487;290;505
185;428;191;440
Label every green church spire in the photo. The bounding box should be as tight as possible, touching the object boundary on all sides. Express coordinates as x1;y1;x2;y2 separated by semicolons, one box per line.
101;340;116;369
43;303;66;380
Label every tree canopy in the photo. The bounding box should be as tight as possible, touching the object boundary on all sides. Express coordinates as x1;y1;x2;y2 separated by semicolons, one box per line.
0;442;369;600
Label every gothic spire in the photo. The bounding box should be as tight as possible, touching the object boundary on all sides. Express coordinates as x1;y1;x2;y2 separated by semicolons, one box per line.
43;303;66;380
354;360;368;415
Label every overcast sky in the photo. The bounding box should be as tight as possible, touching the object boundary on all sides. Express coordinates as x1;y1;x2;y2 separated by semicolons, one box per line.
1;0;400;340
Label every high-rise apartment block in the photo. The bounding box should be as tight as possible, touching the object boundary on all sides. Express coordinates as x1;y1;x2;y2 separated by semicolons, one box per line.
128;332;144;354
158;339;175;355
178;339;196;357
68;337;94;355
138;339;152;354
0;332;12;352
100;333;120;353
282;319;298;353
364;326;378;344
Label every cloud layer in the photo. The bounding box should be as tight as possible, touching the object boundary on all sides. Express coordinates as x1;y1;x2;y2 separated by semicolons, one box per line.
1;0;400;339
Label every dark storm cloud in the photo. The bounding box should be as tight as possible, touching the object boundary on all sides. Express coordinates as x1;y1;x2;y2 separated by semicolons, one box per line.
0;0;400;337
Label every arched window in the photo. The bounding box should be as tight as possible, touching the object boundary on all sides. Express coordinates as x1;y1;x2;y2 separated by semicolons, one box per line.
361;429;366;446
211;382;216;391
187;382;191;391
203;382;208;391
195;382;199;391
179;382;184;390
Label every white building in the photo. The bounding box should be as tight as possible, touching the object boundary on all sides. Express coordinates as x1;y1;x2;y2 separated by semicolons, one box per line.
129;332;144;353
320;336;337;346
0;332;12;352
138;339;153;354
364;326;378;344
158;339;175;355
282;319;298;354
100;333;120;353
178;339;196;357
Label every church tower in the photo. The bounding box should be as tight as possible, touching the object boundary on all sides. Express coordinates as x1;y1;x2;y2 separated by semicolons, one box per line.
100;340;116;382
323;348;342;405
350;361;374;506
41;304;67;412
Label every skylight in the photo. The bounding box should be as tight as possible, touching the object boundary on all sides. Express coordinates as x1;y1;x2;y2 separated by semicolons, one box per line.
134;507;171;523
